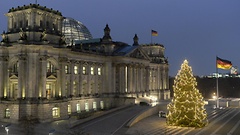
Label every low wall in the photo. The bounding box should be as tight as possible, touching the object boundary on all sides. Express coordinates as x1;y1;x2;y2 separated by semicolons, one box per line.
126;103;168;128
208;99;240;108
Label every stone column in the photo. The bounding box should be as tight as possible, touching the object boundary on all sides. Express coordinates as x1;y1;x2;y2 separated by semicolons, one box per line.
127;64;131;93
18;54;27;98
146;67;150;92
79;62;83;96
70;60;75;96
118;65;123;93
56;69;60;97
10;83;13;99
87;63;91;94
52;83;56;98
39;56;47;98
60;57;68;97
60;62;66;97
0;56;5;98
112;63;116;93
27;53;39;98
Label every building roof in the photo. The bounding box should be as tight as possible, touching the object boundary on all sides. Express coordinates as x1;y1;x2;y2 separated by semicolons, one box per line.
62;17;93;46
8;3;62;16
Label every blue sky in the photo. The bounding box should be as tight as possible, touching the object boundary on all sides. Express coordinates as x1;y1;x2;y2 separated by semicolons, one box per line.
0;0;240;76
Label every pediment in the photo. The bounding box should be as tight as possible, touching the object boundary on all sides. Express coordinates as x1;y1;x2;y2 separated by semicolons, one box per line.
128;48;150;60
9;74;18;79
47;75;57;79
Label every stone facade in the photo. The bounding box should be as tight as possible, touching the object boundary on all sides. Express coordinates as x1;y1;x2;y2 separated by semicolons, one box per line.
0;4;170;123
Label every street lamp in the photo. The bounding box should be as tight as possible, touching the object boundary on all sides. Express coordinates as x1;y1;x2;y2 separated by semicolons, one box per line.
212;92;217;99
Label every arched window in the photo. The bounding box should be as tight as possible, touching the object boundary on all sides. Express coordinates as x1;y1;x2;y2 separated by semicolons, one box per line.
5;108;10;118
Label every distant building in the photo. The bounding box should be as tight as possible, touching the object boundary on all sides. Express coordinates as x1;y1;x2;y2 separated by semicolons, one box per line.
0;4;170;123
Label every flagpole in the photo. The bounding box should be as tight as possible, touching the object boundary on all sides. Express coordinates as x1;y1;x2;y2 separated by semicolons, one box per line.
151;31;152;44
216;56;219;108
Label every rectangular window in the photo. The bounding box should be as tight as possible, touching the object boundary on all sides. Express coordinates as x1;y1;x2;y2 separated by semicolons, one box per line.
74;66;78;74
5;108;10;118
47;62;51;73
83;66;86;75
52;107;60;118
93;102;97;111
100;101;104;110
98;67;101;75
91;67;94;75
68;105;71;115
73;81;76;95
65;65;69;74
76;104;81;113
85;102;89;112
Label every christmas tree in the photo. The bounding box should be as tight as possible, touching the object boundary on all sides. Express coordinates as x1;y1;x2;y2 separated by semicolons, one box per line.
167;60;208;128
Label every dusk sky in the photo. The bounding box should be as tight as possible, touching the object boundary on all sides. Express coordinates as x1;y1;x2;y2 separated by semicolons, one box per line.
0;0;240;76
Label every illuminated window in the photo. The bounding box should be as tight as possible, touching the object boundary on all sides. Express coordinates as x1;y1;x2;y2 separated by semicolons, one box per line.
150;71;152;77
65;65;69;74
47;61;55;73
76;104;81;113
100;101;104;110
68;105;71;115
73;81;76;95
91;67;94;75
93;102;97;111
5;108;10;118
82;66;86;75
46;84;51;99
74;66;78;74
98;67;101;75
52;107;60;118
85;102;89;112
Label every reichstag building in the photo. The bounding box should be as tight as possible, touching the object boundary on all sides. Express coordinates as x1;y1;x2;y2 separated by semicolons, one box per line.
0;3;170;123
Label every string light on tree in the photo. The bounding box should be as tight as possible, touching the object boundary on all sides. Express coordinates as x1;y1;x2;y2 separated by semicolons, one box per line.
166;60;208;128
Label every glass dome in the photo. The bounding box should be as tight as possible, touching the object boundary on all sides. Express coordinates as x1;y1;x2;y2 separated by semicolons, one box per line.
62;17;93;45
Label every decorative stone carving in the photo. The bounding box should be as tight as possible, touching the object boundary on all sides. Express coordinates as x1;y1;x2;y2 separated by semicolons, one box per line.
1;31;9;45
18;54;27;61
39;55;49;61
40;29;49;44
19;28;27;41
59;35;66;45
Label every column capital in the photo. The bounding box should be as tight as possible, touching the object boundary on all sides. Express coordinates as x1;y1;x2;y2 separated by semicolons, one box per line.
39;55;49;61
18;54;27;61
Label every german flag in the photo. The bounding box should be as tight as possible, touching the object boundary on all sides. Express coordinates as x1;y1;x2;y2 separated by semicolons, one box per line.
217;57;232;70
151;30;158;36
